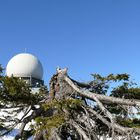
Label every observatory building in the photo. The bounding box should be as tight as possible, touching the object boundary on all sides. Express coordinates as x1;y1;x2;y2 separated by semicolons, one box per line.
6;53;44;87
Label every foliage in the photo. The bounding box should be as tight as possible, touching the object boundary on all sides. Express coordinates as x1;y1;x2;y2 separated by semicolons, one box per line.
0;65;140;139
90;73;129;95
90;73;140;129
34;98;82;138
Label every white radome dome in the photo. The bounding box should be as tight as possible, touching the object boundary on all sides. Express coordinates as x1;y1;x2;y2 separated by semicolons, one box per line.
6;53;43;80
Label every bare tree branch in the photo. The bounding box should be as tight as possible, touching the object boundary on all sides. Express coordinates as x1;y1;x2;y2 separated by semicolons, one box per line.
63;76;140;107
69;119;90;140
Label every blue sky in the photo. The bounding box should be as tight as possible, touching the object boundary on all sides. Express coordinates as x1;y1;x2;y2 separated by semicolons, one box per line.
0;0;140;85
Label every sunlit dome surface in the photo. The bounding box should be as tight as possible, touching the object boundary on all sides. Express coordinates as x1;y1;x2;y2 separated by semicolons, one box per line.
6;53;43;80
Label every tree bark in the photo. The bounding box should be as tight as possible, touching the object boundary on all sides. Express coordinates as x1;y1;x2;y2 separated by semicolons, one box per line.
64;76;140;107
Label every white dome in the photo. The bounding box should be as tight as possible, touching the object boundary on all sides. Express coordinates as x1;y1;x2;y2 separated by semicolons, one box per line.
6;53;43;80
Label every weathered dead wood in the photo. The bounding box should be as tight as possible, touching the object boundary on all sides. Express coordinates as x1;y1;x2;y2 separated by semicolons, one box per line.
69;119;90;140
48;128;62;140
63;76;140;107
3;68;140;140
55;69;140;136
14;107;43;140
87;107;134;134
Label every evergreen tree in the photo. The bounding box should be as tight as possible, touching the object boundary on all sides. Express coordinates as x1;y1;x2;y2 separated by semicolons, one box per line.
0;65;140;140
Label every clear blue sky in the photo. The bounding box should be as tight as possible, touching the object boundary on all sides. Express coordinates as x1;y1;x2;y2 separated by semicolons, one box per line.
0;0;140;85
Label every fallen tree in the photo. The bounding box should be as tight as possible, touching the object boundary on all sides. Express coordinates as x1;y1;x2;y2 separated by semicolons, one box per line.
0;67;140;140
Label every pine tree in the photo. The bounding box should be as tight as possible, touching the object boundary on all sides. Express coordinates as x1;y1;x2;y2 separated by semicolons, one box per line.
0;66;140;140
